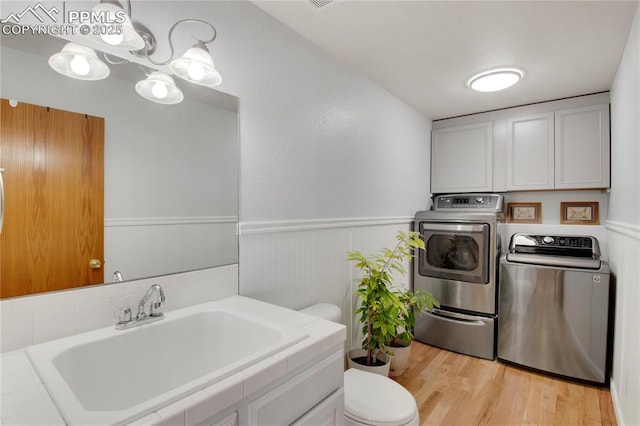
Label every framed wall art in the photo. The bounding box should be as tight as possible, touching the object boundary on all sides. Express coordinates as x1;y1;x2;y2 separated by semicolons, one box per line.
507;202;542;223
560;201;599;225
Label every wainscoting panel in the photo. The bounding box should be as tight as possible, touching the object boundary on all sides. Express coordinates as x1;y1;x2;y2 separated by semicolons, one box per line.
104;217;238;282
239;218;414;350
606;221;640;426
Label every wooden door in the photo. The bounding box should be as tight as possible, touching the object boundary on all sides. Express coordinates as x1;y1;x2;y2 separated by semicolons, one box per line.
0;99;104;298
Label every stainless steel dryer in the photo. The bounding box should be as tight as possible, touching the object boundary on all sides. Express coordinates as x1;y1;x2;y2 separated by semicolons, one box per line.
498;233;612;385
413;194;503;360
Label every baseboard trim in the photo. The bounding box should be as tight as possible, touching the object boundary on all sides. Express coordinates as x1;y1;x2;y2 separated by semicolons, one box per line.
609;377;624;426
239;217;414;234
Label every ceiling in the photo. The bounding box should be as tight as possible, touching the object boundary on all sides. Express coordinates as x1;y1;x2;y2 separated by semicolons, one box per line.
252;0;638;120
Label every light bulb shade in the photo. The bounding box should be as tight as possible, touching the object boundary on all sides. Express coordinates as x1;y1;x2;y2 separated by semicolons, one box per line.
135;71;184;104
87;2;145;51
48;43;110;80
468;68;524;92
169;46;222;87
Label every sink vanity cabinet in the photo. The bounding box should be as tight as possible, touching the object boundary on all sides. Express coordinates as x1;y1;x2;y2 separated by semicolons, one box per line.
191;348;345;426
430;93;610;193
4;297;346;426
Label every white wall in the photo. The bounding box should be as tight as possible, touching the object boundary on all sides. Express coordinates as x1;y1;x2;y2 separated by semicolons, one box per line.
118;1;431;338
1;1;430;353
608;3;640;425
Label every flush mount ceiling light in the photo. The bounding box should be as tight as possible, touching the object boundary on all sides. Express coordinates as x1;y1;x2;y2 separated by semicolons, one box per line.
135;71;184;104
467;68;524;92
48;42;110;80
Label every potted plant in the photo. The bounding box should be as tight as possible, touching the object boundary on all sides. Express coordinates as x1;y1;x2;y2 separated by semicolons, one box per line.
347;230;425;376
387;288;439;377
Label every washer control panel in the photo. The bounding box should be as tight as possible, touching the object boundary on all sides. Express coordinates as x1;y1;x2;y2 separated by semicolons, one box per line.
509;234;599;259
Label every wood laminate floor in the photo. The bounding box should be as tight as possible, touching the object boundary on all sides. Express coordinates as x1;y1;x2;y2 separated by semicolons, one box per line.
393;342;616;426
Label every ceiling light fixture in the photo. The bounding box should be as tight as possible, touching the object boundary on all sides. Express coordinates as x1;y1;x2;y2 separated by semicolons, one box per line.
135;71;184;104
468;68;523;92
48;42;110;80
48;1;222;105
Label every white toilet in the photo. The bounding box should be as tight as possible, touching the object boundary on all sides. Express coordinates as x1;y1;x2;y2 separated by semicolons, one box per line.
299;304;420;426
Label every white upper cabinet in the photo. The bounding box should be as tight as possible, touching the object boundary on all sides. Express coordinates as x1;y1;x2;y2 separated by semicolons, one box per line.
431;122;493;193
431;93;610;193
506;113;555;190
555;104;610;189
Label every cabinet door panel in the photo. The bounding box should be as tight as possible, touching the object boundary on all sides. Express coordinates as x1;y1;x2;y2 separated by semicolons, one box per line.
246;350;343;425
506;113;554;190
555;104;610;189
431;122;492;193
291;388;344;426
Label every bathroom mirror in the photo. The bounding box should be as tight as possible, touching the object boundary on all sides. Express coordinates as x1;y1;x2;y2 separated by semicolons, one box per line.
0;32;239;297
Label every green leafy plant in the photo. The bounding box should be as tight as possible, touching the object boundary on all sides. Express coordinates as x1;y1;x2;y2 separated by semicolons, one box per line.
348;230;426;366
391;289;439;347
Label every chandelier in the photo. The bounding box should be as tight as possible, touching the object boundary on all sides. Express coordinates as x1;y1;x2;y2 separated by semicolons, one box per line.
48;1;222;105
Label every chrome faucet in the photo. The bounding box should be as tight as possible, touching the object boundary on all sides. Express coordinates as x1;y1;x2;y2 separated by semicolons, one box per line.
137;284;165;319
112;270;124;282
115;284;166;330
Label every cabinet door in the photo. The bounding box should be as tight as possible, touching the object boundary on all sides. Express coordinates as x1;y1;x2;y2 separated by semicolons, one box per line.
291;388;344;426
555;104;610;189
431;122;493;193
246;350;343;425
506;113;554;190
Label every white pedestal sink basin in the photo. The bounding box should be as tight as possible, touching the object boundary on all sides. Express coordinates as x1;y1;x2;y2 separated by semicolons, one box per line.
26;300;308;425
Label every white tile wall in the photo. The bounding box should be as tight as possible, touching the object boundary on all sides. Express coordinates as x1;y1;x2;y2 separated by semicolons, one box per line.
0;264;239;354
239;218;414;351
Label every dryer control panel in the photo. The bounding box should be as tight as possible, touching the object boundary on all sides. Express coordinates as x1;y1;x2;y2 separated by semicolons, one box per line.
434;194;503;212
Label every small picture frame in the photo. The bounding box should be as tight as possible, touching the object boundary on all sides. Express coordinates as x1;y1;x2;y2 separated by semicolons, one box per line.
561;201;599;225
507;202;542;223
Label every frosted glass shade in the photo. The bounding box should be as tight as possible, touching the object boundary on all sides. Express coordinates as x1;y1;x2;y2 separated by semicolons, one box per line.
169;46;222;87
86;2;145;51
48;43;110;80
135;71;184;104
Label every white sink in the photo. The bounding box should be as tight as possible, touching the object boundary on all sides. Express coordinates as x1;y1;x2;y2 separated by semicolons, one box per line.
27;300;308;425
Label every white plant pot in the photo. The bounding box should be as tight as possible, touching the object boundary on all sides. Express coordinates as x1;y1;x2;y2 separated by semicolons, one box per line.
386;343;412;377
346;348;391;376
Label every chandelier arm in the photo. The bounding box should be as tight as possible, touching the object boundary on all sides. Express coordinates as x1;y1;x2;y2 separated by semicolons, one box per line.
138;19;217;66
103;52;129;65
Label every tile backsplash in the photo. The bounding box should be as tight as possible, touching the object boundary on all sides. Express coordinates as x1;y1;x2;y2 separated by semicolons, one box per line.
0;264;238;353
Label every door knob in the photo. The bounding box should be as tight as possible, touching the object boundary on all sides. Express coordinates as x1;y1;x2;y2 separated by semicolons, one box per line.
89;259;102;269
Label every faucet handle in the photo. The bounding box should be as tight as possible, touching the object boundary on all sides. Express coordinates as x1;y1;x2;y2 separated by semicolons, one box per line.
115;307;132;324
149;301;164;317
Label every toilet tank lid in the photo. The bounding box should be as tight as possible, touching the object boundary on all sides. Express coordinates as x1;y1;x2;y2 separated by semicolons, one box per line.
299;303;342;323
344;368;417;426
